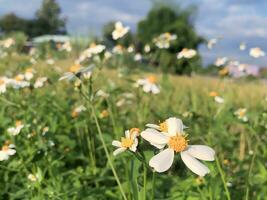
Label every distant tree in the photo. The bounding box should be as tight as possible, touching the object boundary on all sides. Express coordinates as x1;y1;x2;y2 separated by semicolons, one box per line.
137;5;204;75
0;13;28;34
0;0;66;37
34;0;67;36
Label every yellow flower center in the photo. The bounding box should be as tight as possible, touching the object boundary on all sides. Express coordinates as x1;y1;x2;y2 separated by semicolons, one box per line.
168;135;188;153
0;79;4;85
121;137;134;148
209;91;218;97
25;68;33;73
15;75;23;81
147;75;157;84
69;64;81;73
1;145;9;151
238;110;245;117
90;43;96;48
159;121;168;132
15;120;22;126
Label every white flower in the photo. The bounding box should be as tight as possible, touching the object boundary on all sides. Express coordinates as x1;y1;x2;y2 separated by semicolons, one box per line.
0;77;10;94
112;128;139;156
177;48;197;59
34;77;48;88
59;41;72;52
71;105;86;118
0;38;15;48
209;91;224;104
127;45;135;53
9;74;30;89
234;108;248;122
153;33;177;49
112;45;124;54
24;68;35;81
214;96;224;104
112;22;129;40
96;90;109;98
134;53;142;61
7;121;24;136
239;42;246;51
46;59;55;65
0;144;16;161
142;117;215;176
207;38;217;49
249;47;265;58
136;75;160;94
215;57;228;67
144;44;151;53
59;64;94;81
28;174;38;182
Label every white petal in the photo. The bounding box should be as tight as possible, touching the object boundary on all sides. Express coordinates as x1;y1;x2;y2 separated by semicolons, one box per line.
180;151;210;176
125;130;130;138
141;128;168;149
113;147;126;156
151;85;160;94
166;117;183;136
146;124;160;130
130;138;138;152
112;140;122;148
7;149;16;156
149;148;174;173
186;145;215;161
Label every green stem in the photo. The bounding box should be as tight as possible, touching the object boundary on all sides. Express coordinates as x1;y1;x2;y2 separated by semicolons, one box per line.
216;158;231;200
90;104;127;200
151;171;156;200
143;164;147;200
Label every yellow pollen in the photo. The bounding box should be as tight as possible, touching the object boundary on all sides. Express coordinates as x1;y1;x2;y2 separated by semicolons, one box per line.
209;91;218;97
69;64;81;73
147;75;157;84
15;120;22;126
168;135;188;153
238;110;246;117
121;137;134;148
15;75;23;81
159;121;168;132
0;79;4;85
1;145;9;151
130;128;140;136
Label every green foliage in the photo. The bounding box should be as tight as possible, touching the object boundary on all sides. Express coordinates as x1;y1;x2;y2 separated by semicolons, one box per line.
0;0;66;37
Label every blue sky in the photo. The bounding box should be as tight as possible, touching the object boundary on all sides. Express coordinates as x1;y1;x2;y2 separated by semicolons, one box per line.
1;0;267;66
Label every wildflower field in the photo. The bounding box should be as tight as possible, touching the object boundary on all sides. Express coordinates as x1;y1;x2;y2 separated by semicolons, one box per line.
0;34;266;200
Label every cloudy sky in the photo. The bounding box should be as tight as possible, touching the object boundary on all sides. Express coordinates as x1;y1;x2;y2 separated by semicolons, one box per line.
1;0;267;66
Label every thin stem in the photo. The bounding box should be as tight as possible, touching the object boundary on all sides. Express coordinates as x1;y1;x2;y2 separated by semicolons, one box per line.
151;171;156;200
143;164;147;200
216;158;231;200
90;104;127;200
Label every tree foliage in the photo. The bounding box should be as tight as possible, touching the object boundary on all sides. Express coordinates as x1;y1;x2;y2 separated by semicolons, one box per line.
0;0;66;37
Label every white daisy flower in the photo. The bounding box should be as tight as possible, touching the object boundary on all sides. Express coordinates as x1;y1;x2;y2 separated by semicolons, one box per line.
136;75;160;94
0;144;16;161
112;22;130;40
207;38;217;49
0;77;10;94
209;91;224;104
34;77;48;88
112;128;139;156
214;57;228;67
144;44;151;53
249;47;265;58
153;32;177;49
134;53;142;61
142;117;215;176
177;48;197;59
59;64;94;81
10;74;30;89
7;120;25;136
234;108;248;122
24;68;35;81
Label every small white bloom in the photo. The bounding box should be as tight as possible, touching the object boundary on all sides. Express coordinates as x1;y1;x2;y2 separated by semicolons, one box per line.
0;144;16;161
177;48;197;59
112;22;130;40
34;77;48;88
249;47;265;58
144;44;151;53
136;75;160;94
7;121;24;136
234;108;248;122
112;128;139;156
134;53;142;61
207;38;217;49
215;57;228;67
153;33;177;49
239;42;246;51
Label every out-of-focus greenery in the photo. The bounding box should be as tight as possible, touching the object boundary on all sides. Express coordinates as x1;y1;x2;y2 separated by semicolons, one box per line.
0;0;66;37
